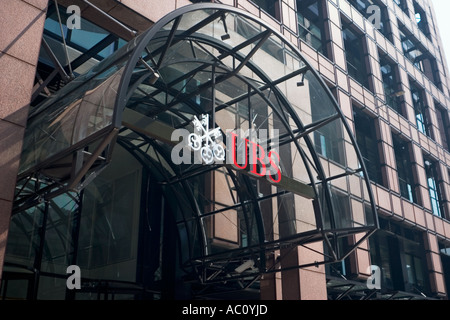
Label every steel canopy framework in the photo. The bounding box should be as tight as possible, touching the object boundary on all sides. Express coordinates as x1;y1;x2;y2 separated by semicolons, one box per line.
14;3;379;292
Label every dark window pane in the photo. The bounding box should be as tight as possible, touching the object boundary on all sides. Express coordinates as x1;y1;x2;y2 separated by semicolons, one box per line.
393;135;417;204
297;0;327;55
435;103;450;152
414;1;430;39
353;107;383;185
252;0;279;19
342;23;370;89
410;83;431;137
380;56;403;114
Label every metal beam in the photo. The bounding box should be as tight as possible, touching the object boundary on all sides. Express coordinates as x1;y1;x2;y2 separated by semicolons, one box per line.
68;128;119;190
80;0;137;38
32;69;58;102
41;38;70;81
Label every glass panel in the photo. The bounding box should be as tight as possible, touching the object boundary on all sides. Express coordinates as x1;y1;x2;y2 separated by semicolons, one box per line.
37;276;67;300
410;83;430;136
343;25;369;88
353;107;383;185
77;146;142;282
413;2;430;38
297;0;326;54
393;136;417;203
425;160;442;217
380;57;402;113
20;59;127;174
252;0;279;19
1;279;30;300
5;205;44;269
40;195;79;276
293;193;317;233
201;202;259;255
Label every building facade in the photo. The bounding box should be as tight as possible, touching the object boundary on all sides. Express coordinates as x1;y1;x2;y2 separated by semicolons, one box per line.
0;0;449;300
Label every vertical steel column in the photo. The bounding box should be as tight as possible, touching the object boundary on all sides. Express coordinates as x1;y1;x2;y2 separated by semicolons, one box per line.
30;201;49;300
211;64;216;129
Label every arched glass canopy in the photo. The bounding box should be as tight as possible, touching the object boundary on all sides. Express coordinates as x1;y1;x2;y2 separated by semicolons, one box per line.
16;4;379;286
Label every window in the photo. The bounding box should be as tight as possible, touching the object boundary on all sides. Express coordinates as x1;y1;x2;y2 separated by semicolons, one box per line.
342;21;371;89
349;0;393;42
399;25;442;90
399;28;424;71
297;0;327;56
393;0;409;16
435;103;450;152
251;0;280;20
353;107;384;185
413;1;430;39
401;228;430;295
393;135;417;204
424;158;444;217
369;222;404;292
379;54;403;114
410;82;431;137
369;218;430;295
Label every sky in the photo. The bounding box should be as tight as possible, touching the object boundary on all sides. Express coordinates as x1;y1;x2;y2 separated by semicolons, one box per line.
431;0;450;68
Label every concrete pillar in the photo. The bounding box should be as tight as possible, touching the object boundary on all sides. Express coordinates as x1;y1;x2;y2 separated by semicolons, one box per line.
279;244;328;300
0;0;48;280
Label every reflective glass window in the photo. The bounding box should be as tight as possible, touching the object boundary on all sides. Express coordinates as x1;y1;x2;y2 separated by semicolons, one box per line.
410;82;431;137
297;0;327;55
353;106;384;186
424;158;443;218
380;55;403;114
435;103;450;152
342;22;370;89
413;1;430;39
393;135;418;204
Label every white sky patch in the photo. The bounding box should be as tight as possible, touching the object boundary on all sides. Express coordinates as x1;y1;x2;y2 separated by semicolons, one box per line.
431;0;450;68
